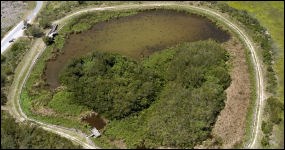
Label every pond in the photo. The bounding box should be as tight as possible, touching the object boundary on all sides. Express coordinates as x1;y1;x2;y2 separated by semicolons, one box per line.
81;112;107;130
45;9;230;89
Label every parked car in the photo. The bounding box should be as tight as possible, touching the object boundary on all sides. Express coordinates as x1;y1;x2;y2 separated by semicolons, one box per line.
9;38;15;43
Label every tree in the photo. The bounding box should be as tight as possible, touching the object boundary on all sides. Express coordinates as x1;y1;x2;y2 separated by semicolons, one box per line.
261;121;273;135
1;54;6;63
39;18;51;29
1;89;7;105
43;36;54;46
1;111;82;149
1;73;6;86
266;97;283;124
25;25;44;38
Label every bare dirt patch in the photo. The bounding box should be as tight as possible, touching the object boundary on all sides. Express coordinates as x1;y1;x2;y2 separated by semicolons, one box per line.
1;1;31;38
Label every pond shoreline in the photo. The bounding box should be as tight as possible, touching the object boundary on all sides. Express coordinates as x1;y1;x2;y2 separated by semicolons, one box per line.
44;9;230;89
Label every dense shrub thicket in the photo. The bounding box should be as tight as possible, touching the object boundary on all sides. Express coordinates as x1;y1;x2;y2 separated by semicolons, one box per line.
25;25;44;38
60;52;163;119
60;40;231;148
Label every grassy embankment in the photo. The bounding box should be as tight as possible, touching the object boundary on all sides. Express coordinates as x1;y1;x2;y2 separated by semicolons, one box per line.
1;38;32;105
227;2;284;148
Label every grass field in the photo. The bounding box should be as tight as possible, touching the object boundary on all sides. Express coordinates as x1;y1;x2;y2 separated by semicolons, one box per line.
227;1;284;148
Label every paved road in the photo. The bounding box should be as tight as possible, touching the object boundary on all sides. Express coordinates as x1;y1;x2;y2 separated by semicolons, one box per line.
1;1;43;54
7;2;264;149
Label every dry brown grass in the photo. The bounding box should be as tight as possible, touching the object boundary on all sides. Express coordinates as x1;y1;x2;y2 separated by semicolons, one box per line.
212;37;251;148
195;37;251;149
32;106;55;116
111;139;127;149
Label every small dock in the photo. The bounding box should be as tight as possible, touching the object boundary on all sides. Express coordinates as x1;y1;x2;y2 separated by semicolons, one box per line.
87;127;101;138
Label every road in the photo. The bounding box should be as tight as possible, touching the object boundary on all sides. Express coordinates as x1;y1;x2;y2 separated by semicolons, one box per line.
6;2;264;149
1;1;43;54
